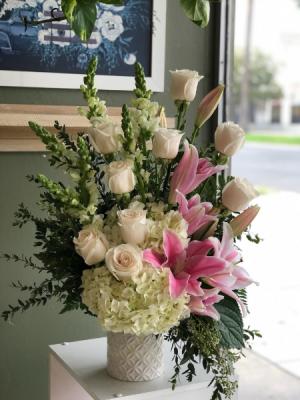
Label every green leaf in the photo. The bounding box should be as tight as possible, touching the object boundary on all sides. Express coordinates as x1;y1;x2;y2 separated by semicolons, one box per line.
215;295;244;349
180;0;210;28
61;0;77;23
62;0;97;41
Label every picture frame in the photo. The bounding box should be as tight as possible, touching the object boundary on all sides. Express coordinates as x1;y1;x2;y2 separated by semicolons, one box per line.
0;0;166;91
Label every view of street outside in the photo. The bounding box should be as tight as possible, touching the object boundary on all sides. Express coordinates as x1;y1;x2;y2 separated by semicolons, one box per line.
232;1;300;398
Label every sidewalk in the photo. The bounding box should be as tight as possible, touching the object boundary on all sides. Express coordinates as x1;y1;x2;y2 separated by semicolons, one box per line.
236;350;300;400
240;191;300;380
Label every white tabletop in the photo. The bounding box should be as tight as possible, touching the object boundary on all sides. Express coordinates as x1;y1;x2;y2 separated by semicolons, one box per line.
49;337;214;400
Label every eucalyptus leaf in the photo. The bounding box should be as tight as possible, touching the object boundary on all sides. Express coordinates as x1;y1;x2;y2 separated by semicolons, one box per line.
215;295;244;349
180;0;210;28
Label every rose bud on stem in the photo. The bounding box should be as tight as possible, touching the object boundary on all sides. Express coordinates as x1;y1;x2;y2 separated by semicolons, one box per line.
117;209;148;245
222;178;258;212
88;122;123;154
215;122;245;157
170;69;203;131
170;70;203;102
152;128;183;160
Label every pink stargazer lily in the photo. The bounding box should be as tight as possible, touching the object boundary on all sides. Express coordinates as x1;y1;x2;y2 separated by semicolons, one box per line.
143;229;226;299
187;223;256;315
176;190;217;235
144;223;255;317
189;288;224;320
169;140;225;204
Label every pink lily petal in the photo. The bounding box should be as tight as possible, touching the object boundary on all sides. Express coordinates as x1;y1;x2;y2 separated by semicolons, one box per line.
163;229;185;268
186;239;214;257
143;249;165;268
188;289;223;320
204;293;224;306
232;266;257;289
186;278;204;296
176;190;189;214
169;270;189;298
176;190;216;235
188;159;225;193
186;209;216;236
200;305;221;320
169;141;199;203
169;141;225;203
185;255;227;278
219;223;241;263
206;273;237;289
188;194;201;208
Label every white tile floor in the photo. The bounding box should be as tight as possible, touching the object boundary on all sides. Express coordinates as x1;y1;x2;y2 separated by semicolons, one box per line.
240;191;300;379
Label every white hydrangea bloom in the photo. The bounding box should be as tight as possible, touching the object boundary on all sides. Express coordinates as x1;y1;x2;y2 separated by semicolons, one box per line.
145;210;189;250
82;266;189;335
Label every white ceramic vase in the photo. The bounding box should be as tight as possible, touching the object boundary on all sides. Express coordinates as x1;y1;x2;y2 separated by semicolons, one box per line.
106;332;164;382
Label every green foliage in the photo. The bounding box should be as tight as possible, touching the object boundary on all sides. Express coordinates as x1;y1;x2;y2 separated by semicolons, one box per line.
80;56;107;121
246;232;262;244
1;207;89;321
121;104;135;154
180;0;210;28
133;63;152;99
233;50;283;109
215;296;244;349
166;298;261;399
52;0;211;42
166;315;239;399
61;0;123;41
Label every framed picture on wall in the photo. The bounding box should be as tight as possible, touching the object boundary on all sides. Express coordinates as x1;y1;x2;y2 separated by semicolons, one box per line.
0;0;166;91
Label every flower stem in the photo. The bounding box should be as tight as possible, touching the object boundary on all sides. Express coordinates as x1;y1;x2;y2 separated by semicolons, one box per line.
176;101;189;131
191;125;200;144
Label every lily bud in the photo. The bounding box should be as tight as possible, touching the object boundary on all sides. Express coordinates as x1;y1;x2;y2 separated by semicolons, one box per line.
195;84;225;128
159;107;168;128
230;205;260;237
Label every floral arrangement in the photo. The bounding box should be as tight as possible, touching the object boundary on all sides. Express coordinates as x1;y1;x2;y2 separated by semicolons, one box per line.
2;59;261;400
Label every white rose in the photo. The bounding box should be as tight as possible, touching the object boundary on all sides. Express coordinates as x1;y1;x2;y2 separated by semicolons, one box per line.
222;178;258;212
74;227;109;265
117;209;148;245
105;244;143;281
170;69;203;102
88;122;123;154
215;122;245;157
107;160;135;194
152;128;183;159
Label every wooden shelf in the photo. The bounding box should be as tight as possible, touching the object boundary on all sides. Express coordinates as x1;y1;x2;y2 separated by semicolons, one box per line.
0;104;119;152
0;104;174;152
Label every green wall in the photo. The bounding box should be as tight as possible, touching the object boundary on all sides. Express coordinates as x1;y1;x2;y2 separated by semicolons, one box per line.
0;2;219;399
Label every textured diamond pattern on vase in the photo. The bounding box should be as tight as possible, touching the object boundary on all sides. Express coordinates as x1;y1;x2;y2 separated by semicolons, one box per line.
107;332;164;382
